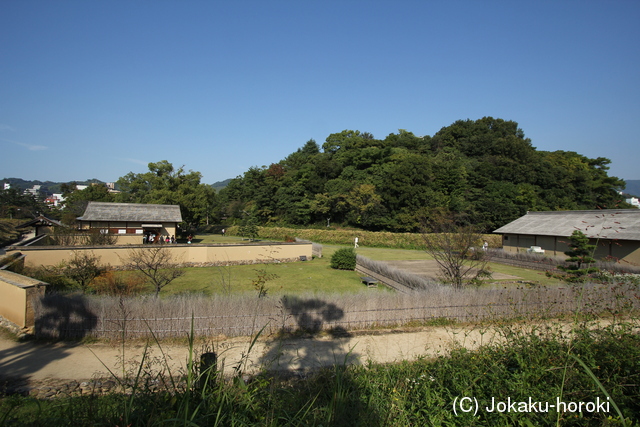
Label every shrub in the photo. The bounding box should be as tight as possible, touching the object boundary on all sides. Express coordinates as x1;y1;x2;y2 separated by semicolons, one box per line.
330;247;356;270
63;251;106;293
23;265;77;292
91;271;146;296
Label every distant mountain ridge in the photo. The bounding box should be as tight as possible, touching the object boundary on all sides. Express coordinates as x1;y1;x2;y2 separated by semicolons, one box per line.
624;180;640;197
0;178;106;194
211;178;232;191
3;176;637;198
1;177;234;194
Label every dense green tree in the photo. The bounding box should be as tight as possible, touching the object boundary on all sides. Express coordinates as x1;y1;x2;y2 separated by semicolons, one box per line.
215;119;629;232
115;161;216;229
0;188;45;219
556;230;599;282
238;215;260;240
60;183;115;223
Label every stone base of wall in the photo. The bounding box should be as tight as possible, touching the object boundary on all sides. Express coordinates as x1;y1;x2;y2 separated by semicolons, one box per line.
108;257;306;271
0;315;30;337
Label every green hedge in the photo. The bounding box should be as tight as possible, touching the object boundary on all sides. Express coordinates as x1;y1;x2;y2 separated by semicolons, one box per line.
226;225;502;250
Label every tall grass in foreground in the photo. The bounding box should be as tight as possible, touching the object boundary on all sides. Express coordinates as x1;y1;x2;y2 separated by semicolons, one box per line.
33;278;640;339
3;316;639;426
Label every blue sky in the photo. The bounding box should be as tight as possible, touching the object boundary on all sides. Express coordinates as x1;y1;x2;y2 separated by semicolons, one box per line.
1;0;639;186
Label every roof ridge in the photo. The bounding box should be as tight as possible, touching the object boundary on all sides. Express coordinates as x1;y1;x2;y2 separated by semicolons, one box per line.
527;209;640;215
87;201;180;207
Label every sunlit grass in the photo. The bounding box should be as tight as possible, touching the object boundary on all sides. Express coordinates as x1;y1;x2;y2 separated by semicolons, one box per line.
344;244;564;287
163;254;389;296
184;233;256;244
486;262;565;286
6;317;639;425
162;242;565;295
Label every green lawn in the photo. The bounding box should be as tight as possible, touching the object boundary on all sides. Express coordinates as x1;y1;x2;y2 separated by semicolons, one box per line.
326;244;564;286
183;233;252;244
163;249;390;296
485;262;564;286
160;241;563;296
334;245;428;260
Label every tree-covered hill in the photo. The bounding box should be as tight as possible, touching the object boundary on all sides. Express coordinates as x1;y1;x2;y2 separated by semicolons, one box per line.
217;117;630;232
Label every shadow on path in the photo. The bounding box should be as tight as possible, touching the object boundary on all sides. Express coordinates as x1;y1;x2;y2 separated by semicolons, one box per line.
1;293;98;392
259;296;361;372
0;339;77;393
35;293;98;340
258;296;387;425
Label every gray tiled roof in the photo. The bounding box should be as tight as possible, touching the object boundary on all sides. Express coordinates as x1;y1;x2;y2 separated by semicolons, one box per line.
493;209;640;241
78;202;183;223
17;215;65;228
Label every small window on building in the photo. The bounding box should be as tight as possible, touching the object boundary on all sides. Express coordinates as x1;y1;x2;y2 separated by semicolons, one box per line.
118;229;127;234
504;235;509;241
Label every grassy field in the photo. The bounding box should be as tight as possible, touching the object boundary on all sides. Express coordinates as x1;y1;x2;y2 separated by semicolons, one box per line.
325;244;564;287
136;238;375;295
187;234;260;244
6;231;636;425
163;255;387;296
159;240;563;296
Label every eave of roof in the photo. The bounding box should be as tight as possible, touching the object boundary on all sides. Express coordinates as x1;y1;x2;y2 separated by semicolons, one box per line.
493;209;640;241
17;215;64;228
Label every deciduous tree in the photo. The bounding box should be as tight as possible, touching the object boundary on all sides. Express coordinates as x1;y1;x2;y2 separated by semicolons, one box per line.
64;251;106;293
421;214;491;289
116;160;215;229
121;246;185;297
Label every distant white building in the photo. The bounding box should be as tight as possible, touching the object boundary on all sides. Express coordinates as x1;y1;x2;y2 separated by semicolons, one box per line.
2;182;9;190
24;185;41;196
45;193;64;207
106;182;120;193
627;197;640;208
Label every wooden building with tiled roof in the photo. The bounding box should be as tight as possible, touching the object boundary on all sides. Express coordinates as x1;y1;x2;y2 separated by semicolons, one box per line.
17;215;65;237
493;209;640;266
77;202;182;244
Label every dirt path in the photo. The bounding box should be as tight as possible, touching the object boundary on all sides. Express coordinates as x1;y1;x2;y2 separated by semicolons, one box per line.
0;326;505;387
